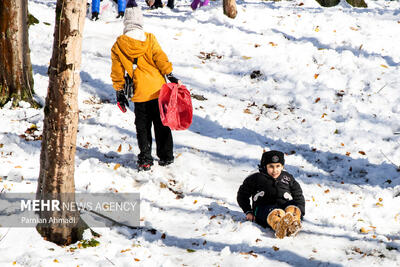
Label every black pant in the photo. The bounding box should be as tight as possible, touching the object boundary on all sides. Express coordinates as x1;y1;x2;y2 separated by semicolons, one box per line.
134;99;173;164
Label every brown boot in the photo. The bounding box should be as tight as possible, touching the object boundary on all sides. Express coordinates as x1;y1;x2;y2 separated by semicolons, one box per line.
266;209;288;239
285;205;302;237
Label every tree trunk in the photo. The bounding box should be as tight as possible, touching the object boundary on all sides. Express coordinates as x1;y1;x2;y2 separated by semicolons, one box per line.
36;0;88;246
223;0;237;19
0;0;39;108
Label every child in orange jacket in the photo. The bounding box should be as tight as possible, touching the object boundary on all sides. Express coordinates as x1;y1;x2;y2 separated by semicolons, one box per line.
110;3;181;171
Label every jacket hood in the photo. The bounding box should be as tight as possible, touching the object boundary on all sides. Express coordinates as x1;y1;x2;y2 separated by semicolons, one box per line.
115;34;148;59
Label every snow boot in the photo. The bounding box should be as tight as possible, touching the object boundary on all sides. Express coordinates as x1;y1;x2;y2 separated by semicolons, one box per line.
285;205;302;237
159;159;174;166
167;0;174;9
92;12;99;21
116;11;124;18
146;0;155;7
200;0;209;7
267;209;288;239
191;0;201;10
153;0;164;8
137;161;153;172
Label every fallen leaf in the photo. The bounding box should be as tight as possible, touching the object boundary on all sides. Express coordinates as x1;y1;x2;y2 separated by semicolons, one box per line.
0;144;3;148
358;151;366;155
341;143;344;146
193;200;197;204
324;189;330;193
218;104;225;108
187;249;196;253
244;108;252;114
242;56;252;60
54;259;59;263
334;129;339;134
160;182;167;188
346;152;351;156
161;233;166;239
254;44;260;48
312;196;315;202
352;204;359;207
372;235;377;239
314;74;319;79
380;64;388;68
350;26;359;31
269;42;277;47
114;164;121;170
255;238;261;242
360;227;371;234
272;246;279;251
315;97;320;103
134;258;140;261
117;144;122;153
14;166;22;168
315;26;320;32
13;262;16;265
376;202;383;207
378;198;383;202
321;113;327;118
128;144;132;151
121;248;131;253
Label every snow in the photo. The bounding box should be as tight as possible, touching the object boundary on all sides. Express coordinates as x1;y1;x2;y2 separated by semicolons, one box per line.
1;0;400;266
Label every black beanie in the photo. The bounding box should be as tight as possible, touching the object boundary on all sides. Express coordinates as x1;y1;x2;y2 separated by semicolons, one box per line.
260;150;285;169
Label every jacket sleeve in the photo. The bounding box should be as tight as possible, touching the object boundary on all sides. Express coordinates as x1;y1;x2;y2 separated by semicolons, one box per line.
237;175;255;214
110;43;125;91
290;179;305;217
151;35;173;76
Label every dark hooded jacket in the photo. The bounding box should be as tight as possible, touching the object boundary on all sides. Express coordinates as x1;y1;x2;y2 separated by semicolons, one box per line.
237;170;305;218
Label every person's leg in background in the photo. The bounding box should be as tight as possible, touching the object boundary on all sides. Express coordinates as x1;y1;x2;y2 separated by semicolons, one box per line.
116;0;126;18
91;0;100;20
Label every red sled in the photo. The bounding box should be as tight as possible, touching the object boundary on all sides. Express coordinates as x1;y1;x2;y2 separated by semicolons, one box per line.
158;83;193;130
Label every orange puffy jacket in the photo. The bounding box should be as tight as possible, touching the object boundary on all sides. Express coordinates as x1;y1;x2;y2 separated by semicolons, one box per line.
111;33;173;103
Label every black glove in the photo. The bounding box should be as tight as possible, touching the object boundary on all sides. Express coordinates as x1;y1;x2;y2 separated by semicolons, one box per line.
166;72;179;84
116;90;129;113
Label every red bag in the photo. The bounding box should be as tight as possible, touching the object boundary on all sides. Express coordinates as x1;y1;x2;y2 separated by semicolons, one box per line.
158;83;193;130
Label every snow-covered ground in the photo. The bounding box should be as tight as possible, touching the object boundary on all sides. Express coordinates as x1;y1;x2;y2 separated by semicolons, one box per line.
1;0;400;266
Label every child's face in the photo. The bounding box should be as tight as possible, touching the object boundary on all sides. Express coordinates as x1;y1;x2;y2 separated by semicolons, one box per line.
266;163;283;179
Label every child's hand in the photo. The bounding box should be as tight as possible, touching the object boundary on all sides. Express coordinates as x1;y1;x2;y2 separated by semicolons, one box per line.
246;213;255;221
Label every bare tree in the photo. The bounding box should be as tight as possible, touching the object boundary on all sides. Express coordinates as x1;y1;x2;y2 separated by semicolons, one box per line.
223;0;237;19
36;0;88;245
0;0;39;108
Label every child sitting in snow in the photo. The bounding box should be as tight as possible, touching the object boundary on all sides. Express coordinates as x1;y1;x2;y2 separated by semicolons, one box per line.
237;150;305;238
